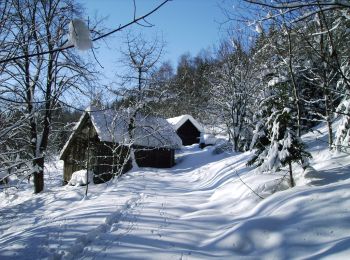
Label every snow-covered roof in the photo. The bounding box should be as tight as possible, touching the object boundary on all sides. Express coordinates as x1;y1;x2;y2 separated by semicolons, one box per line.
60;107;182;159
166;115;204;133
90;109;182;148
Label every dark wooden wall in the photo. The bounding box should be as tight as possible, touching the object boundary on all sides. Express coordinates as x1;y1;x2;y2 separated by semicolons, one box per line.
135;147;175;168
176;119;201;146
63;136;89;183
91;142;131;184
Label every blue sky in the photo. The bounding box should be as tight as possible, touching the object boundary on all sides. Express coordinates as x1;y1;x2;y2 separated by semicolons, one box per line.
81;0;233;81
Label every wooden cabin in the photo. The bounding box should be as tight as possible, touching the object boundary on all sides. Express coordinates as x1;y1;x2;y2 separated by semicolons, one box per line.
167;115;203;146
60;108;182;184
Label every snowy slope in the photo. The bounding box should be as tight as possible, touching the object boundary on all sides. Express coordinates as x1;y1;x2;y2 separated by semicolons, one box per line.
0;122;350;259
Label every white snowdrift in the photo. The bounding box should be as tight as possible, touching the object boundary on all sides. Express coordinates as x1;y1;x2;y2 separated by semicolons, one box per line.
68;170;93;186
0;122;349;259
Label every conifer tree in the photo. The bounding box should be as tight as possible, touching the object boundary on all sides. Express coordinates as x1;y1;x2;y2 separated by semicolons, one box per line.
249;82;311;187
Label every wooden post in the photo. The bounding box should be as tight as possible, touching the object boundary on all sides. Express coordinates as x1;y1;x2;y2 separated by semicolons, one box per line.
85;124;91;197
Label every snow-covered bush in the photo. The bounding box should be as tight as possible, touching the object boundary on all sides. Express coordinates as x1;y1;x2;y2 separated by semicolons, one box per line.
200;133;219;149
212;140;233;154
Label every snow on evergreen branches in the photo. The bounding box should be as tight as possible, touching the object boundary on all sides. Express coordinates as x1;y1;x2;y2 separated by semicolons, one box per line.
335;61;350;152
335;98;350;151
249;107;311;174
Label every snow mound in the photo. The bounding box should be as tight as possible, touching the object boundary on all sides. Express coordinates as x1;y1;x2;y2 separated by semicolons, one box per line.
200;133;218;145
68;170;93;186
204;180;350;259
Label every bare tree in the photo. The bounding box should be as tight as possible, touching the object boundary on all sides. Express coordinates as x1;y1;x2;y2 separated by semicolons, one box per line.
0;0;171;65
208;39;255;151
0;0;97;193
112;33;164;168
243;0;350;10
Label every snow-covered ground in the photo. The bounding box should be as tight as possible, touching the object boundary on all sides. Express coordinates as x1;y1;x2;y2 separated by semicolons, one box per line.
1;122;350;259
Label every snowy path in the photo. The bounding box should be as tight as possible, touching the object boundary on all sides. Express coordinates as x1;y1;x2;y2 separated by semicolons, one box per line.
70;147;244;259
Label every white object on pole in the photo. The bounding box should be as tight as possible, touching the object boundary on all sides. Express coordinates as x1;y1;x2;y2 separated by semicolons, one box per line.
255;23;263;34
69;19;93;51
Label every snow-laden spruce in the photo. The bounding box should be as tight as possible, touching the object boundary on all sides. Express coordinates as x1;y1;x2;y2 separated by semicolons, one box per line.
335;63;350;152
249;106;311;187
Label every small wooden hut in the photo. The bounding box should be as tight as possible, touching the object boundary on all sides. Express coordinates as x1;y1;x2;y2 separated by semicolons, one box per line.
167;115;203;146
60;108;182;184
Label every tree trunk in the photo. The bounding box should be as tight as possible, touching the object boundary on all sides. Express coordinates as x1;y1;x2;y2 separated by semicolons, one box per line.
33;157;44;193
233;135;239;152
286;28;301;137
325;95;333;149
128;114;139;169
129;147;139;170
288;161;295;187
318;14;333;150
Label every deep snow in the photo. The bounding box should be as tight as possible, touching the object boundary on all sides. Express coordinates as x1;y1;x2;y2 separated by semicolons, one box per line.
0;122;350;259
